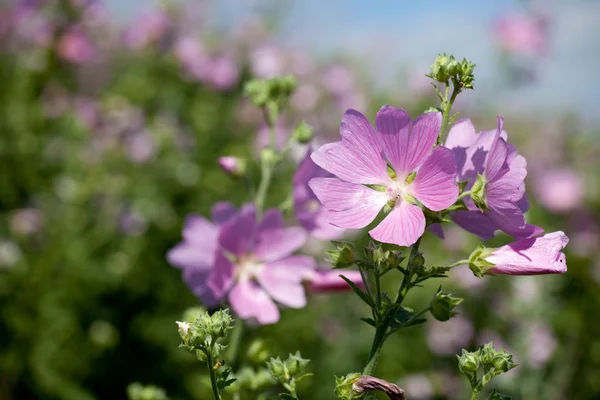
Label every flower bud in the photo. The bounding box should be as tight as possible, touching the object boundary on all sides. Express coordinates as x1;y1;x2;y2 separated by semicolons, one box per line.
176;321;191;341
467;243;495;278
470;173;488;210
480;342;496;366
260;147;280;166
292;120;314;144
327;241;356;268
458;349;480;373
492;352;517;373
284;351;310;376
247;339;270;363
218;156;247;177
334;373;362;400
429;287;463;321
266;357;286;380
244;79;270;107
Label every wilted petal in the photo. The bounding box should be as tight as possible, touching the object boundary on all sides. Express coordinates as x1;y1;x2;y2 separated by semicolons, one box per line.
206;252;235;299
486;231;568;275
229;280;280;324
409;147;458;211
369;202;425;247
451;211;498;240
488;204;543;239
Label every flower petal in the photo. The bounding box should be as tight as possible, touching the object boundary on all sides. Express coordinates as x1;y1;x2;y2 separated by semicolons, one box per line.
211;202;237;225
404;111;442;172
253;226;307;262
374;105;412;173
445;119;478;149
369;201;425;247
428;223;445;239
487;204;544;239
264;255;316;281
309;177;387;211
309;270;364;292
451;211;498;240
182;214;218;246
258;208;284;232
167;242;214;270
485;117;508;180
206;251;235;299
183;268;221;307
218;207;256;255
228;280;280;324
409;147;458;211
257;264;308;308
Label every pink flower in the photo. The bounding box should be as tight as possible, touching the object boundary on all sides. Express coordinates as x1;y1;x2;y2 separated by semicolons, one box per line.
123;9;170;49
535;168;584;214
308;270;363;293
446;117;542;240
218;156;245;176
485;231;568;275
294;151;345;240
493;11;548;57
56;27;95;64
309;106;458;247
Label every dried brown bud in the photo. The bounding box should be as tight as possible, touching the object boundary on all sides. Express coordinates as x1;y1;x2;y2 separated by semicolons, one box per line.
352;375;405;400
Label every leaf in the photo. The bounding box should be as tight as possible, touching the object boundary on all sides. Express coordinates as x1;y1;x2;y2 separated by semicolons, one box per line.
360;317;376;327
339;274;374;307
279;394;298;400
415;266;451;283
489;390;512;400
295;373;314;383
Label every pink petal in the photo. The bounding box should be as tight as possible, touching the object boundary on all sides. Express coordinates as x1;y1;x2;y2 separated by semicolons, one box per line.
206;252;235;299
211;202;238;225
486;231;568;275
265;255;316;281
369;201;425;247
487;204;543;239
408;147;458;211
258;208;284;232
182;215;218;246
183;268;221;307
485;117;508;180
166;243;214;270
374;105;412;173
218;208;256;256
445;119;478;149
451;211;498;240
309;270;364;292
253;227;307;262
428;223;445;239
257;266;307;308
229;280;280;324
402;111;442;173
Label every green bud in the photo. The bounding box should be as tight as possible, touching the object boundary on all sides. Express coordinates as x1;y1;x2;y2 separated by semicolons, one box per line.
284;351;310;376
446;57;461;76
260;147;280;166
327;241;356;268
176;321;191;343
334;373;362;400
244;79;270;107
492;352;517;373
127;382;169;400
470;173;488;210
247;339;270;364
292;121;315;144
480;342;496;366
208;309;235;339
266;357;286;380
430;286;463;321
458;349;480;373
467;243;495;278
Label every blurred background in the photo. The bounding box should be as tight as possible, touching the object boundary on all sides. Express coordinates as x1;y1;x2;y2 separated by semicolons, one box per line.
1;0;599;399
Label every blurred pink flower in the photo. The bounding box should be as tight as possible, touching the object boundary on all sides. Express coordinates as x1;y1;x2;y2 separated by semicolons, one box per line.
308;270;363;293
321;65;354;96
174;36;207;71
485;231;568;275
72;97;100;130
8;4;53;48
218;156;244;176
57;27;95;64
535;168;584;214
256;120;288;151
293;150;345;240
427;315;474;356
310;107;457;247
251;44;284;78
10;208;42;236
493;11;549;57
400;374;434;400
291;84;320;112
204;55;239;91
123;9;170;49
525;322;557;368
125;131;156;163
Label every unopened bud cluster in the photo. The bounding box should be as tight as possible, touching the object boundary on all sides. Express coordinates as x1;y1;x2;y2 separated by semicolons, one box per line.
427;53;476;89
244;75;298;108
266;351;311;395
457;342;518;396
127;383;169;400
292;120;315;144
176;308;234;361
363;241;405;274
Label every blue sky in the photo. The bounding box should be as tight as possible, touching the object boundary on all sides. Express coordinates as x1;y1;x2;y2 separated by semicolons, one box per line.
107;0;600;121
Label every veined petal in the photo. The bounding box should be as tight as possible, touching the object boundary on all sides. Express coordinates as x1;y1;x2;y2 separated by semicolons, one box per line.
485;117;508;180
369;201;425;247
253;227;307;262
445;119;478;149
404;112;442;172
309;177;388;212
451;210;498;240
228;280;279;324
487;204;543;239
206;251;235;299
409;147;458;211
374;105;412;173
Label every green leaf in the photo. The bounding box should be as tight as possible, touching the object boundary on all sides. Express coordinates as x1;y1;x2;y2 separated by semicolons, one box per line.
279;394;298;400
339;274;374;307
415;265;451;283
294;373;314;383
360;317;376;327
489;390;512;400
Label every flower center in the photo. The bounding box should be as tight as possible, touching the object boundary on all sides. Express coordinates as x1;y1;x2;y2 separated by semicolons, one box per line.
386;180;406;204
236;255;264;282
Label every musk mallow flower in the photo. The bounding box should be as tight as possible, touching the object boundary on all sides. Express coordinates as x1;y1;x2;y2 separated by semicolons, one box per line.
294;150;345;240
309;106;458;247
308;270;364;292
210;205;315;324
535;168;584;214
445;117;542;240
469;231;568;276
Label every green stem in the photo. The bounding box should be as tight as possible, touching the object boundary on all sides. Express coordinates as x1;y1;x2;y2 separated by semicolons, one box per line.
470;390;480;400
439;82;461;140
448;259;470;268
255;157;274;214
457;190;472;201
206;351;221;400
362;239;423;375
